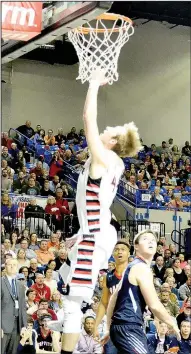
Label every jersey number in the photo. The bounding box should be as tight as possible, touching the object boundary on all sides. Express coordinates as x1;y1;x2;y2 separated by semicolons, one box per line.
111;177;117;192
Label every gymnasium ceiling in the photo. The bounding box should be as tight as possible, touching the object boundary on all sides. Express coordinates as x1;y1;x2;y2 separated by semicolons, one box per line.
2;1;191;66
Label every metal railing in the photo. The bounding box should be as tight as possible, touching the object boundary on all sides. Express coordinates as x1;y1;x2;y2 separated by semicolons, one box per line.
1;212;79;239
120;219;165;243
8;128;36;154
171;227;191;254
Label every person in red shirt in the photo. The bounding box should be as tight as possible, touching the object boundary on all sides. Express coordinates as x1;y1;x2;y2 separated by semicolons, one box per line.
49;152;63;179
55;188;71;216
1;132;13;149
32;298;57;321
31;273;51;302
30;161;44;177
45;196;62;230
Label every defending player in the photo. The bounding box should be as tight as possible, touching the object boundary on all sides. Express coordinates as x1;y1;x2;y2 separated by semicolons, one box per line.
104;230;181;354
49;69;142;354
93;240;130;354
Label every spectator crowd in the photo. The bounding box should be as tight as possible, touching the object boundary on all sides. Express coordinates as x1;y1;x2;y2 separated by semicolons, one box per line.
1;121;191;354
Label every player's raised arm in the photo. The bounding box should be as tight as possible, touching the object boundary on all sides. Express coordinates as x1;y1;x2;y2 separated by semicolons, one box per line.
83;70;108;165
136;264;181;340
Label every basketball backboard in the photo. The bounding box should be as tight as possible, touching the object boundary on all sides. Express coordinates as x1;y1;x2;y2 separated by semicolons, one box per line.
2;1;112;64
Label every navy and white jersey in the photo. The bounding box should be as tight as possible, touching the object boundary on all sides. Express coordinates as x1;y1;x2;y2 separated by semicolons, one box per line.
112;257;147;326
106;269;122;295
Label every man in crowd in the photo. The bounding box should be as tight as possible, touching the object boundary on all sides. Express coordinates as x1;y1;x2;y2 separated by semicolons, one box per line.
1;146;13;164
32;298;57;321
31;273;51;302
160;291;180;317
153;256;166;282
160;283;179;305
30;161;44;178
55;249;67;270
35;240;55;266
36;314;60;353
25;198;52;236
147;321;176;353
41;180;55;197
16;120;35;139
44;130;56;146
179;275;191;300
74;316;103;354
1;259;27;354
170;320;191;354
13;171;27;193
21;177;40;195
49;175;60;193
2;169;12;192
163;249;173;268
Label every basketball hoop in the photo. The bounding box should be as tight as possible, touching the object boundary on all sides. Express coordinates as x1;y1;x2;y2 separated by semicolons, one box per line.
68;13;134;85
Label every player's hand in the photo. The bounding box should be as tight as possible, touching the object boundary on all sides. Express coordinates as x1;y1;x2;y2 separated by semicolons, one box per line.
100;331;110;346
90;68;108;86
172;324;181;341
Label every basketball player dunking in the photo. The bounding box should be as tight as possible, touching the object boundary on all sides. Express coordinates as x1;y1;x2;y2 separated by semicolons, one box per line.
104;230;181;354
49;69;142;354
94;240;130;354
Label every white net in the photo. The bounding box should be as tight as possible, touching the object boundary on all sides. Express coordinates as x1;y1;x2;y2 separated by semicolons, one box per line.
68;13;134;85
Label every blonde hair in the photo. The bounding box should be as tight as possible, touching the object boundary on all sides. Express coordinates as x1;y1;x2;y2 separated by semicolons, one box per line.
2;193;12;208
51;291;63;307
47;196;56;204
112;122;142;158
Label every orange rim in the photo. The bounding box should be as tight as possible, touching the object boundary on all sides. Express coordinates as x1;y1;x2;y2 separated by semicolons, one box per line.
168;348;179;353
74;13;133;34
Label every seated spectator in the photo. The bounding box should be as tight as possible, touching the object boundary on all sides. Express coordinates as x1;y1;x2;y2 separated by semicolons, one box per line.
54;128;66;146
3;238;16;258
49;152;64;179
40;180;54;197
46;260;59;282
159;283;179;305
55;188;72;215
25;198;52;236
183;265;191;278
168;170;177;186
176;299;191;328
125;175;138;194
16;120;35;139
153;243;164;260
35;240;55;266
19;266;33;287
54;248;67;271
17;323;37;354
29;233;40;251
151;187;165;204
44;130;56;146
1;132;13;149
21;178;40;196
67;126;79;142
13;171;27;193
169;244;177;259
2;169;12;192
36;314;60;352
74;316;102;353
31;273;51;302
28;173;41;190
30;161;44;177
33;129;45;146
170;320;191;354
12;150;26;172
147;321;176;353
178;275;191;301
1;194;18;232
182;141;191;156
49;175;60;193
47;234;60;251
28;258;43;283
94;276;104;298
45;196;62;231
164;267;174;281
26;288;38;314
16;238;37;260
160;291;180;317
49;290;63;313
178;253;188;269
32;298;57;321
166;276;179;298
152;256;166;281
1;146;13;165
17;249;30;270
172;258;187;288
44;268;57;295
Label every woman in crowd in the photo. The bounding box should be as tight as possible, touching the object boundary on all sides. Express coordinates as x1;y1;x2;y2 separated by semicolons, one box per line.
29;233;39;251
3;238;16;258
17;249;30;270
49;151;63;179
46;260;60;282
49;290;63;313
54;128;66;146
1;193;18;232
172;258;186;288
169;243;177;258
19;266;34;288
44;268;57;295
33;129;45;146
163;267;174;281
26;288;38;315
12;150;26;171
178;253;188;269
10;231;19;250
45;196;62;231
